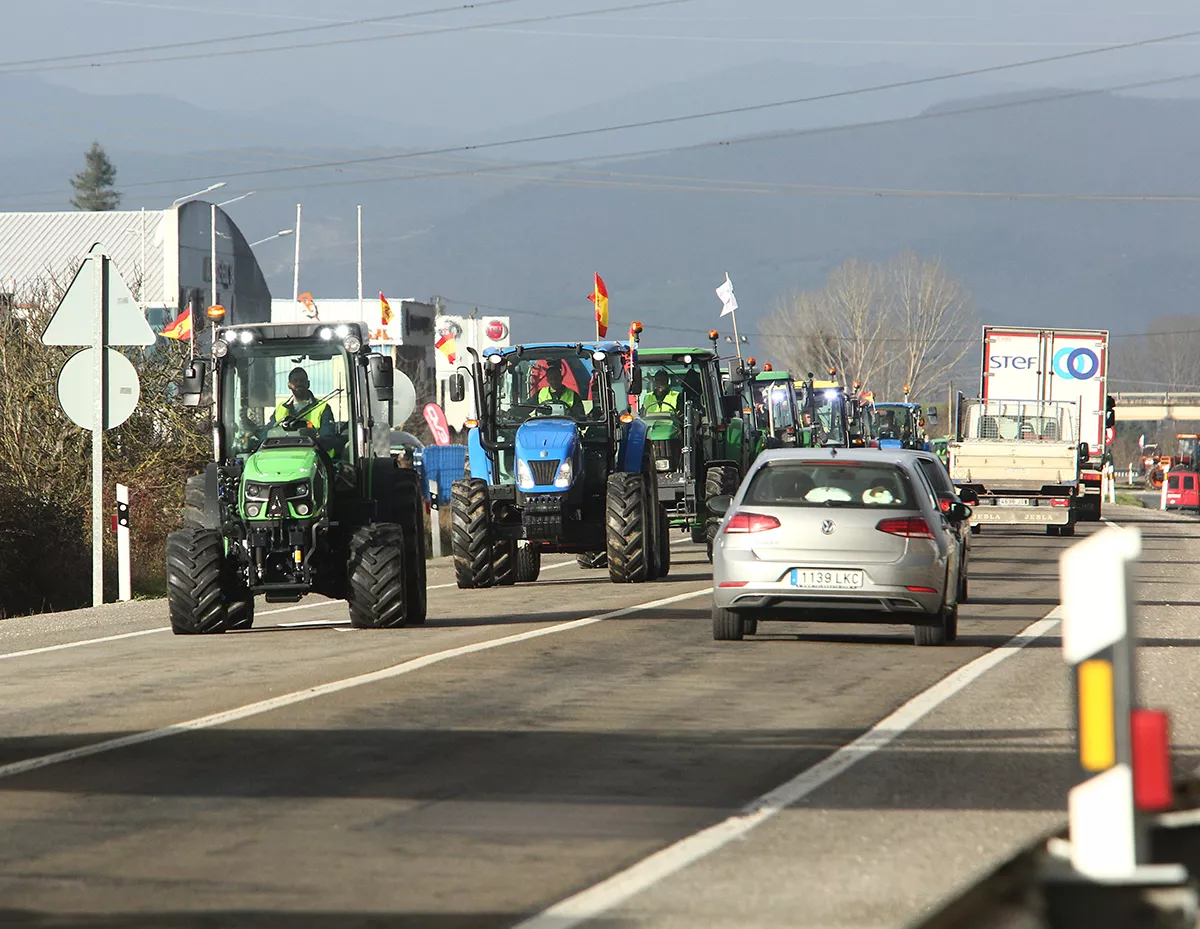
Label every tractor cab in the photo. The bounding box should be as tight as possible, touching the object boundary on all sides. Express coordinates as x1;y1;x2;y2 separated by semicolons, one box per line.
873;401;936;451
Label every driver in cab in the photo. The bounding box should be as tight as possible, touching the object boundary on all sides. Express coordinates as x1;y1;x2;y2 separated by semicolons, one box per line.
642;370;682;439
536;360;580;415
267;366;338;453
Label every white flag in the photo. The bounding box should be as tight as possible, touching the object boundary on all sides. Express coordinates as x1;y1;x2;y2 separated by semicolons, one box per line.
716;273;737;317
1138;434;1145;449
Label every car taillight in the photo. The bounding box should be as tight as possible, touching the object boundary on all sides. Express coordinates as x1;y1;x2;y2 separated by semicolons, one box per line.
723;512;782;533
1050;498;1070;507
876;517;935;539
938;497;952;512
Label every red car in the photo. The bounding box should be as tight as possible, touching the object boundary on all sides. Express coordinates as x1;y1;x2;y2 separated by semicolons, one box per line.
1164;470;1200;514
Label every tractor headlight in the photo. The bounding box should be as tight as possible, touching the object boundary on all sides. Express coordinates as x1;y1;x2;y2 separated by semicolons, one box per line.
656;458;672;472
343;335;362;353
245;503;262;517
516;458;535;490
289;482;310;499
319;327;333;341
212;339;229;358
244;482;269;500
553;458;573;489
295;503;311;516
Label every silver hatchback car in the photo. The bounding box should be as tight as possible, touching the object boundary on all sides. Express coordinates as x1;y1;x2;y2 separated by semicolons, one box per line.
710;448;971;645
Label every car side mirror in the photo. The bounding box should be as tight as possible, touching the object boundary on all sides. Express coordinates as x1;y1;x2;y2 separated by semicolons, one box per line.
177;359;208;407
368;354;394;402
948;502;971;522
720;395;742;419
958;488;979;505
926;407;938;426
449;373;466;404
708;494;733;517
630;367;643;395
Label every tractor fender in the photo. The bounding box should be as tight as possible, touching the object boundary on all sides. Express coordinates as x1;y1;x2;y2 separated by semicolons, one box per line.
466;426;494;483
200;462;222;529
617;417;650;473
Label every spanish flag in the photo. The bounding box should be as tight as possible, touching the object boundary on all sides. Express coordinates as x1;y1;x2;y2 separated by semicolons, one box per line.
587;272;608;338
435;331;456;364
380;291;393;326
161;307;192;341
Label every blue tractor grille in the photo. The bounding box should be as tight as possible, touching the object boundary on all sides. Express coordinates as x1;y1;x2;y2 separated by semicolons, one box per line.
528;458;561;485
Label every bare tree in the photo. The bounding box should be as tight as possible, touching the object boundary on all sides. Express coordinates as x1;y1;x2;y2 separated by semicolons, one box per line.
762;252;977;401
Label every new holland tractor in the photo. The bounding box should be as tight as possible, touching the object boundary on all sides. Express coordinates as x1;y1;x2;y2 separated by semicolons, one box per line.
635;333;753;545
872;398;937;451
447;340;669;586
166;320;427;633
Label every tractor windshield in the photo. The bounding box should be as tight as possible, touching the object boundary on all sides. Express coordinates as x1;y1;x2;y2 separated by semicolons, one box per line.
761;382;796;435
637;360;716;420
875;405;916;442
809;389;846;446
487;350;629;432
219;340;354;461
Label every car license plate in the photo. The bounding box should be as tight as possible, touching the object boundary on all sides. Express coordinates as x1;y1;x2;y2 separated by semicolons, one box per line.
790;569;863;589
997;498;1032;507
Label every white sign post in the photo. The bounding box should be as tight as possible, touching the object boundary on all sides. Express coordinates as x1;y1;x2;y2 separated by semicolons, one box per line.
42;244;155;607
116;483;131;602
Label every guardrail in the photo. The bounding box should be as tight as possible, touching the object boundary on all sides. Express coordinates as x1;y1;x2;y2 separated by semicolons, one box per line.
1112;392;1200;406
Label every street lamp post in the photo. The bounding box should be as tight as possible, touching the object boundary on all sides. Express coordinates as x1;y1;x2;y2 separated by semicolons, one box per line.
249;229;294;247
217;191;254;207
171;182;226;207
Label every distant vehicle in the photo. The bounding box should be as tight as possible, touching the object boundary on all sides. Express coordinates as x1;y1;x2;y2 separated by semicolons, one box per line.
979;326;1110;521
1164;470;1200;514
872;400;936;451
709;447;970;646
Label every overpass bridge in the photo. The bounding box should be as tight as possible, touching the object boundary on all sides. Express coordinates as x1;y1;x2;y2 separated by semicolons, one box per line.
1112;391;1200;421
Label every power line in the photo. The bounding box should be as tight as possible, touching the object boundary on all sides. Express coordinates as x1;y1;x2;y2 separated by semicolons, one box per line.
0;0;695;74
1;24;1196;201
0;0;526;68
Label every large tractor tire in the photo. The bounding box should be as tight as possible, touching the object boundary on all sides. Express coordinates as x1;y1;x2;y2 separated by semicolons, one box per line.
347;523;409;628
182;474;207;528
451;478;494;589
493;537;517;587
704;464;740;503
607;471;651;584
165;528;229;635
516;542;542;583
577;551;607;569
393;467;428;625
656;504;671;579
225;596;255;631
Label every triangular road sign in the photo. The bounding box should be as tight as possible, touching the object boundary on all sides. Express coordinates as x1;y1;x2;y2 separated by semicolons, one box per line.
42;243;156;347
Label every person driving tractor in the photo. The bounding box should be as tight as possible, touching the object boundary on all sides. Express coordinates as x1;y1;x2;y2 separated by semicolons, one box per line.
267;366;338;454
536;360;580;413
642;370;682;440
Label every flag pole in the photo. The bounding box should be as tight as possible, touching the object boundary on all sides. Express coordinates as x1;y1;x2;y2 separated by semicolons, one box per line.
292;203;302;303
357;204;363;319
726;271;744;364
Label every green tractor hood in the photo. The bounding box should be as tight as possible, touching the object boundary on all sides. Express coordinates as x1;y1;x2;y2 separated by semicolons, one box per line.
241;446;326;521
244;447;322;483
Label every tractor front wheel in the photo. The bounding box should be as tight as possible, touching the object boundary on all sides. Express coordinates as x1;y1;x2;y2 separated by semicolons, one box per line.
451;479;494;589
493;537;517;587
347;523;409;628
577;551;607;569
516;542;541;583
606;472;651;584
393;467;428;624
165;528;229;635
705;465;739;504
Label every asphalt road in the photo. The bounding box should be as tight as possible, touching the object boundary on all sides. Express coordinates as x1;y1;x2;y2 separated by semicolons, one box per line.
1;506;1198;929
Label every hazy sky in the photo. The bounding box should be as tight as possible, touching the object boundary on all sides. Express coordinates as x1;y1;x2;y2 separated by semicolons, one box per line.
5;0;1200;136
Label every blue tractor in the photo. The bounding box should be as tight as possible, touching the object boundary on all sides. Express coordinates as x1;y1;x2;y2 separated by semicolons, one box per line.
873;400;937;451
447;341;670;587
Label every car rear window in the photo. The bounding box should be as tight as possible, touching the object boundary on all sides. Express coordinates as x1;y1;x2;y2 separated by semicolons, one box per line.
743;461;915;509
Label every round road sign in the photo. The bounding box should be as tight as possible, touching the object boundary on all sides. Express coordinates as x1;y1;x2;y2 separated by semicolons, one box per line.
57;348;141;431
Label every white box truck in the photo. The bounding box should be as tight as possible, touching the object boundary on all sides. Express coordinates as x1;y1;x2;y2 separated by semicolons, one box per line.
949;327;1111;533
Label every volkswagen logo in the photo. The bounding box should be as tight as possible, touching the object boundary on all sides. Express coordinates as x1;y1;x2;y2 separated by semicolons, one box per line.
821;519;836;535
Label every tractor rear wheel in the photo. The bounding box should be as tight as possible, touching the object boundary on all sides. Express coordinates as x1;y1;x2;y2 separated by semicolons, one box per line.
347;523;408;628
182;474;208;528
656;504;671;579
165;528;229;635
607;472;650;584
705;464;739;504
577;551;607;569
393;467;428;624
516;542;541;583
493;537;517;586
451;479;493;589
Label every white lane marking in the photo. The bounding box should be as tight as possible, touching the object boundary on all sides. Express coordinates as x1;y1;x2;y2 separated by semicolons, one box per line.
0;587;711;781
0;543;703;660
513;608;1063;929
0;628;168;662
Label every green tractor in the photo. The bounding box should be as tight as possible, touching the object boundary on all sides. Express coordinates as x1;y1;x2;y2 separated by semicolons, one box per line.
635;334;753;545
745;365;809;448
166;321;427;634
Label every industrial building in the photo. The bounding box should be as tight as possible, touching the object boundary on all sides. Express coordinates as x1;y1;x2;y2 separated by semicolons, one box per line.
0;200;271;332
